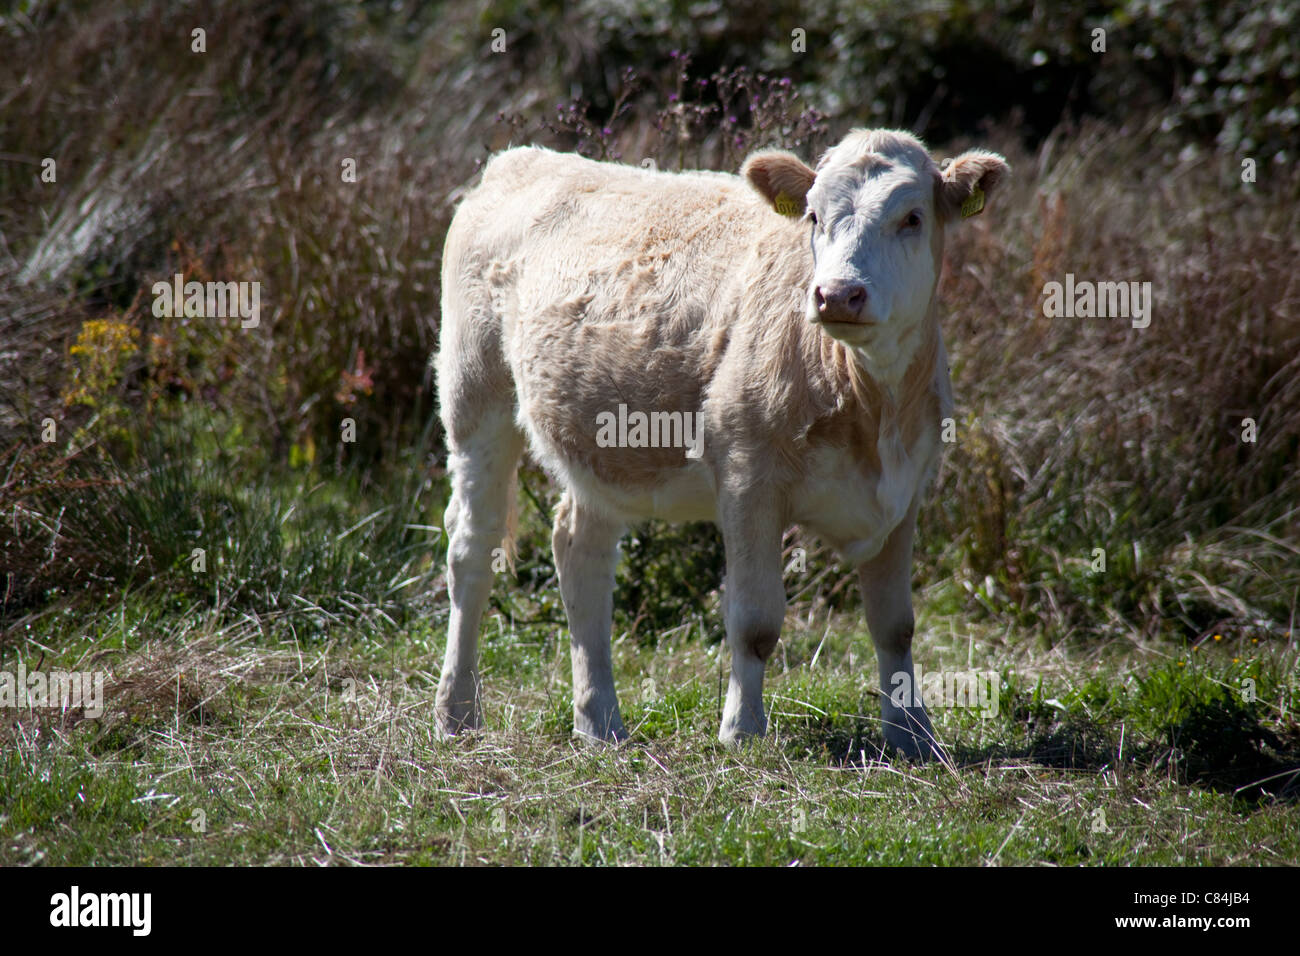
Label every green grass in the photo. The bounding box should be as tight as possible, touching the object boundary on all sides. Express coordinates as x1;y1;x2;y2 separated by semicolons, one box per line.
3;515;1297;865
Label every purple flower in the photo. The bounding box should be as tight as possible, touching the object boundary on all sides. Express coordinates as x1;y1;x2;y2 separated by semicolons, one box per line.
602;127;611;136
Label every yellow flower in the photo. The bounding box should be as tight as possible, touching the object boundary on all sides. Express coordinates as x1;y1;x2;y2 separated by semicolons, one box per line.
64;319;141;409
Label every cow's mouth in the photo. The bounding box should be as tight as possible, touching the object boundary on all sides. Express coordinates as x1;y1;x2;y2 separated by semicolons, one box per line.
811;317;878;338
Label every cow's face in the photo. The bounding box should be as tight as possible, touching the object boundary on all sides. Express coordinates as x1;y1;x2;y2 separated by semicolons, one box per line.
743;129;1008;369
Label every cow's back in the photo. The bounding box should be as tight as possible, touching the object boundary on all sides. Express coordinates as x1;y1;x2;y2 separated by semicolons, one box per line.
451;147;766;325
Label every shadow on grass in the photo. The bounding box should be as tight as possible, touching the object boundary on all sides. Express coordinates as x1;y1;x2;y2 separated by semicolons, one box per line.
781;703;1300;807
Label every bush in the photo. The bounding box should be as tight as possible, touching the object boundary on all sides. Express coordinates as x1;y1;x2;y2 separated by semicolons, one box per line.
1;412;444;627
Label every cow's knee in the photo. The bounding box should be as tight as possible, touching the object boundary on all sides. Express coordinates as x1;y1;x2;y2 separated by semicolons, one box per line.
724;586;785;661
873;615;915;658
736;615;781;661
861;570;915;654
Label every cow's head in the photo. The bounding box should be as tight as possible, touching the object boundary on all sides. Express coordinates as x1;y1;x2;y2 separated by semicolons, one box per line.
743;129;1008;372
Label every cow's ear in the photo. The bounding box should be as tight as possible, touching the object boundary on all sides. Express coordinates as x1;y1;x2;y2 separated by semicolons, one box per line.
937;149;1010;221
742;150;816;216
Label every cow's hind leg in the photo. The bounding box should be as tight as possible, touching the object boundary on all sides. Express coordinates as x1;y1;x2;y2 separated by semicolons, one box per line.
552;492;627;742
857;499;942;760
435;405;524;736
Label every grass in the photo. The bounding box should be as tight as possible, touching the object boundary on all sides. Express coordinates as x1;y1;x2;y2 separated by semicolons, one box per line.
2;477;1297;866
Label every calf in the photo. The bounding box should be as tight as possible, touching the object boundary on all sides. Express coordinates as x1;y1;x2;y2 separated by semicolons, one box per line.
434;129;1008;757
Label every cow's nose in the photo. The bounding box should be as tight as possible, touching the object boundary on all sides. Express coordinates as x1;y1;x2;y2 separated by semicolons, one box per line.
814;280;870;324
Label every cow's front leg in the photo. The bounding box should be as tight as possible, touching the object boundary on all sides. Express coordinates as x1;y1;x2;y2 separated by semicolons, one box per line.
858;500;942;761
718;494;786;744
552;492;627;743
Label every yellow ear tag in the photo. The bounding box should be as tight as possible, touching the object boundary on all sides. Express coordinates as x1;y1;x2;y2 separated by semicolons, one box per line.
960;186;985;219
773;193;800;217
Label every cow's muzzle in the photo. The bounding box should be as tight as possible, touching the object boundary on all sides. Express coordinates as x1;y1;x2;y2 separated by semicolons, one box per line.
813;280;874;326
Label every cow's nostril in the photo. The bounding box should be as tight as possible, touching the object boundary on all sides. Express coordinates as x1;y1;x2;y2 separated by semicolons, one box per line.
813;281;873;323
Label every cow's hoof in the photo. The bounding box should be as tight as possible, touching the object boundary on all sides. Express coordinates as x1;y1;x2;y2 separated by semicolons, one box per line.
573;713;628;745
881;711;944;761
886;738;945;762
718;723;768;747
435;704;481;738
884;728;946;762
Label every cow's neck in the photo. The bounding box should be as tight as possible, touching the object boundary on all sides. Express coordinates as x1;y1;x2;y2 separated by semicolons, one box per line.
855;309;938;399
843;303;941;433
795;300;942;484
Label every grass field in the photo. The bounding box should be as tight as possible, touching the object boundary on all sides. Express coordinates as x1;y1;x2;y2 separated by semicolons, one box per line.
6;594;1297;866
3;457;1296;866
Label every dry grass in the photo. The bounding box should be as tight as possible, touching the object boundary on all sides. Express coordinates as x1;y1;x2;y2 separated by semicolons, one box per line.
919;116;1300;639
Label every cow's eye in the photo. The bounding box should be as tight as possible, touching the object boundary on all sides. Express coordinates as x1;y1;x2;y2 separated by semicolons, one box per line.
901;210;922;231
808;211;818;227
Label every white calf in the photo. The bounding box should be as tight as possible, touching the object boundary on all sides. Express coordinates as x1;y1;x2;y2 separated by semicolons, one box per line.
434;129;1008;757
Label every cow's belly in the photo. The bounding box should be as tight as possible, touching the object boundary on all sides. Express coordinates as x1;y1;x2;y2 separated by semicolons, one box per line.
507;286;725;513
539;451;719;525
793;438;937;564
